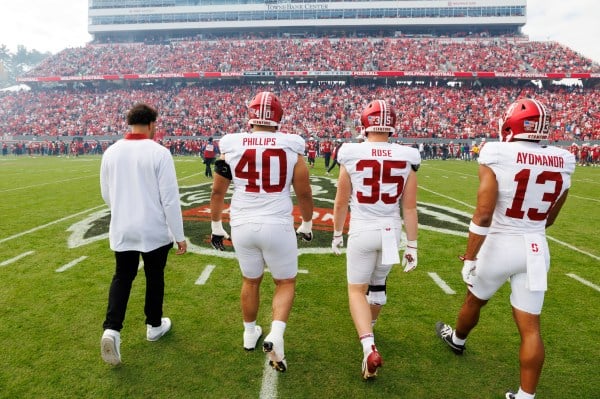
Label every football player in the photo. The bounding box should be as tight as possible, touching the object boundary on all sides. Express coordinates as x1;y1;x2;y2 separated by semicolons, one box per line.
209;91;314;372
435;98;576;399
331;100;421;379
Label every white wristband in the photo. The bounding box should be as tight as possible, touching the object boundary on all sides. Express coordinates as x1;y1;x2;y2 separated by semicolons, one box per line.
406;240;417;248
211;221;226;234
469;220;489;236
300;220;312;229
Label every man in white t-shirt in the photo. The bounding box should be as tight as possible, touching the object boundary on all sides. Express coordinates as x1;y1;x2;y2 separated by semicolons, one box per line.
210;91;314;372
435;98;576;399
100;103;187;366
332;100;421;379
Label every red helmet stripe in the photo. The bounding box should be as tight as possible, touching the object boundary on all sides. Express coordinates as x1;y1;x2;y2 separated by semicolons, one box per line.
531;98;545;133
378;100;387;126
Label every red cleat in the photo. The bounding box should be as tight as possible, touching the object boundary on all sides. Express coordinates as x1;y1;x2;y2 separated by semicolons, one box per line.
362;345;383;379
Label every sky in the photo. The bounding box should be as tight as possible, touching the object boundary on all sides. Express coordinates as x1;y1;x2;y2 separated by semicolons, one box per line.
0;0;598;64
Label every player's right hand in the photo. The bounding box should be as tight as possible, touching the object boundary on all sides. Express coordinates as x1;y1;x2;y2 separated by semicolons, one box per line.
211;221;230;251
211;235;226;251
332;233;343;255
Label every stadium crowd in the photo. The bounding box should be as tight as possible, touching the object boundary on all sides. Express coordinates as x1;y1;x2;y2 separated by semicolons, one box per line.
24;37;599;78
1;84;598;141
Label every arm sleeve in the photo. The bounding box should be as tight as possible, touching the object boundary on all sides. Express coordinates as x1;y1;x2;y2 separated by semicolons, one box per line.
100;155;111;206
158;151;185;242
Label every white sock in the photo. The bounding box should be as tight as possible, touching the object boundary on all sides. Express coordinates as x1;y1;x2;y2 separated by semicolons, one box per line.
360;333;375;356
270;320;286;338
243;321;256;333
516;387;535;399
452;331;466;346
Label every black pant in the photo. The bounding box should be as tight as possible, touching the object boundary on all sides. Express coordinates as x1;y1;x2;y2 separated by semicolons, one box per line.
204;157;215;177
323;153;331;168
103;242;172;331
327;159;339;173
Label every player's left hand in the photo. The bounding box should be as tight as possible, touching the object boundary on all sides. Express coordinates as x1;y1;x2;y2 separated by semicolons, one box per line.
402;241;418;272
331;234;343;255
296;220;313;242
460;256;477;286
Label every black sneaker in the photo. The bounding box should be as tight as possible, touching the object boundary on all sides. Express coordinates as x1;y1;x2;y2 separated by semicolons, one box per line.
435;321;465;355
505;391;516;399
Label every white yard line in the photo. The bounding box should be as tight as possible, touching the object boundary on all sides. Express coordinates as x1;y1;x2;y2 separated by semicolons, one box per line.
423;165;478;179
0;205;106;244
428;272;456;295
566;273;600;292
56;256;88;273
419;185;476;210
421;185;600;261
546;236;600;261
0;175;97;193
259;358;279;399
570;195;600;203
195;264;216;285
0;251;35;267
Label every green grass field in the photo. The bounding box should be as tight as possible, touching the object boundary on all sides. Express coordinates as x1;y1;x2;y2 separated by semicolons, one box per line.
0;155;598;399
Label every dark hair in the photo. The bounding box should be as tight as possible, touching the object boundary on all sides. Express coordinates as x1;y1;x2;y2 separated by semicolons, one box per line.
127;103;158;126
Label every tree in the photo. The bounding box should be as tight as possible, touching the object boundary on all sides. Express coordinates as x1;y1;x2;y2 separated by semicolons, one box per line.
0;44;51;88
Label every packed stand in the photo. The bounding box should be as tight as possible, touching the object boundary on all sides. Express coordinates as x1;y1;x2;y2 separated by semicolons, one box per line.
25;37;599;78
1;84;599;142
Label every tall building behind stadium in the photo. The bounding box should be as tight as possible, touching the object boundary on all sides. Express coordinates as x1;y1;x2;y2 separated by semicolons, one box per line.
88;0;526;40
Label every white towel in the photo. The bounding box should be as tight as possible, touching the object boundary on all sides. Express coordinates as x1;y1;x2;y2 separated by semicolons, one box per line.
381;227;400;265
524;234;547;292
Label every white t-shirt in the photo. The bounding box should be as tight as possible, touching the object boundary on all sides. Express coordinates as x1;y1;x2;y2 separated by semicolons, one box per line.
478;141;576;235
100;137;185;252
219;131;305;226
337;141;421;232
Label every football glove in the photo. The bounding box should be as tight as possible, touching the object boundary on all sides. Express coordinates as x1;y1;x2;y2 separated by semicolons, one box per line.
296;220;313;242
401;240;418;272
332;231;343;255
460;256;477;286
211;221;230;251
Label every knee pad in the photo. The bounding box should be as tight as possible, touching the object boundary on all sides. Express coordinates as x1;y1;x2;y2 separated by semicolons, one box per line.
366;284;387;306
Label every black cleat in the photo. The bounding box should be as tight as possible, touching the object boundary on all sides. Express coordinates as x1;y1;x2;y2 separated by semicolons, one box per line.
263;338;287;372
435;321;465;355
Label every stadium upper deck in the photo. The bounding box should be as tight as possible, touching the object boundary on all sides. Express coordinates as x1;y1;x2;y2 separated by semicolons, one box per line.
88;0;526;41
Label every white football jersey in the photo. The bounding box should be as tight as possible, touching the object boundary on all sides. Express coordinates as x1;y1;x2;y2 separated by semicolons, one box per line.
479;141;576;234
338;142;421;231
220;131;305;226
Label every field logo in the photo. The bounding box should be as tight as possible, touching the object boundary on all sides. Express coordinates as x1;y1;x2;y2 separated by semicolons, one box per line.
67;176;470;255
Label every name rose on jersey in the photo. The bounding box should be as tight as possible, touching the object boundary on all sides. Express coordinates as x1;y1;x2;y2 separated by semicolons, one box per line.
371;149;392;157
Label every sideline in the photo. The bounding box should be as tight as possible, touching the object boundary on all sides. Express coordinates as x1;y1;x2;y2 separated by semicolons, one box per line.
0;205;106;245
420;184;600;261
